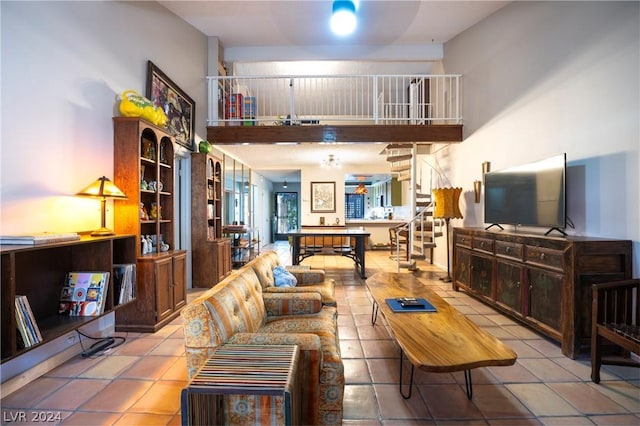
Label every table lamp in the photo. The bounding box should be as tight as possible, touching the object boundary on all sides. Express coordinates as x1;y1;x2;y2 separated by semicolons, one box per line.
77;176;127;236
433;187;463;282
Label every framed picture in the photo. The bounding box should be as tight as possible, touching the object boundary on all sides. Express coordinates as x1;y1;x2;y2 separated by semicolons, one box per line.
311;181;336;213
146;61;195;151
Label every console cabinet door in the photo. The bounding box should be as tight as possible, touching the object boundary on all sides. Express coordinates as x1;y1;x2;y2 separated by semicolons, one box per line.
155;257;174;323
496;261;523;314
172;252;186;311
454;249;470;289
527;267;564;332
470;254;493;299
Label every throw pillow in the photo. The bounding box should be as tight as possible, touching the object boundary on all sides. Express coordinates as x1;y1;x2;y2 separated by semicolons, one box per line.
273;266;297;288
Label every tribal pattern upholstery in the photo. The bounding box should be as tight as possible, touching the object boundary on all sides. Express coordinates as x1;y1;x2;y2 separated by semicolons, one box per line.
248;250;337;306
180;255;344;425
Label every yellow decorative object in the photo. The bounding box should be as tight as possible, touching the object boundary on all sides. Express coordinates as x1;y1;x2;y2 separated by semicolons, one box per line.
119;90;168;127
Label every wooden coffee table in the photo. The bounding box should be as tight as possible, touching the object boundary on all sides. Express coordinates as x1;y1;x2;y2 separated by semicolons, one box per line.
366;271;517;399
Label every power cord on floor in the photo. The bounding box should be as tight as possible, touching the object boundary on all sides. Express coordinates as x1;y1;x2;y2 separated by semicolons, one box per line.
76;329;126;358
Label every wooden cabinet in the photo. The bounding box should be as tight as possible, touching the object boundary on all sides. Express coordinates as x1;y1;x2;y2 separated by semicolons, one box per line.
453;227;632;358
1;235;136;363
112;117;187;332
191;153;230;287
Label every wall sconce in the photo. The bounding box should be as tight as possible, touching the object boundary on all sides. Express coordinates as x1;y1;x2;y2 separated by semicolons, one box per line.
474;180;482;203
482;161;491;183
76;176;127;236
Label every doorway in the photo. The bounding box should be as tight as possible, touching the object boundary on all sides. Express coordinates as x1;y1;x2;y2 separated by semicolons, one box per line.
274;192;298;240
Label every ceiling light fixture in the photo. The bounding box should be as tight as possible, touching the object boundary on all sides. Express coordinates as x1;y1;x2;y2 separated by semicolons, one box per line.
330;0;357;36
321;154;341;168
354;184;368;194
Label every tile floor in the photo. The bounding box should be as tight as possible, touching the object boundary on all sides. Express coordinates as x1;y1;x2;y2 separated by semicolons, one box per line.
1;242;638;425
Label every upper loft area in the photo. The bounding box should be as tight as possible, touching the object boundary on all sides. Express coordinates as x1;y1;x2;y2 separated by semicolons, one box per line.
206;74;463;145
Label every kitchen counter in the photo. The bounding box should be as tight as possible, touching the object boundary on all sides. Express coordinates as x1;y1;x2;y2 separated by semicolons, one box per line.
345;219;407;246
346;219;405;225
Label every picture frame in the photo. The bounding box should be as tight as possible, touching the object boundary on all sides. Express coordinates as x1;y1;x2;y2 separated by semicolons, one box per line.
146;60;195;151
311;181;336;213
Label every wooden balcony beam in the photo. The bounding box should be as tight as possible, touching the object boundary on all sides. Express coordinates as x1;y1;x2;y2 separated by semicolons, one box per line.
207;124;462;145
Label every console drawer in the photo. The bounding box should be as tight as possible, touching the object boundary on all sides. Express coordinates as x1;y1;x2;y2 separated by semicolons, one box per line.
456;233;472;248
525;246;564;271
472;236;494;254
495;241;523;261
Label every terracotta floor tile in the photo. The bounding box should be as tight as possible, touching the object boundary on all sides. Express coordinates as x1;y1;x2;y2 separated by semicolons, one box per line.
35;379;111;411
113;412;175;425
127;381;186;415
357;324;392;340
374;383;431;420
344;358;371;384
487;361;541;383
343;385;379;420
548;382;629;415
1;377;69;408
160;357;189;381
538;416;595;425
80;379;153;412
119;356;180;380
43;355;102;378
148;337;185;356
589;414;640;425
340;325;361;340
419;383;483;419
111;336;162;356
518;358;581;382
361;339;399;359
470;384;533;419
61;411;122;425
340;339;365;359
78;355;140;379
506;383;581;417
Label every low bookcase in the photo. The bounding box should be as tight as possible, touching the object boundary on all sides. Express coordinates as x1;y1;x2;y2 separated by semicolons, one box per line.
0;234;137;363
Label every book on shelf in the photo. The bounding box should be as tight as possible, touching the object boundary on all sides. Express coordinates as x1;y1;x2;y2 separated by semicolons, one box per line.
113;263;136;305
58;271;110;316
15;295;42;347
0;232;80;245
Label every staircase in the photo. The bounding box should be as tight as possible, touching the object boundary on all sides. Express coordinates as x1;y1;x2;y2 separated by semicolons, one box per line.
384;143;443;271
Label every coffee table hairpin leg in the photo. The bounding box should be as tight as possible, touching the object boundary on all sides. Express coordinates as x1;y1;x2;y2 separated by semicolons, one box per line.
399;349;474;400
371;300;379;325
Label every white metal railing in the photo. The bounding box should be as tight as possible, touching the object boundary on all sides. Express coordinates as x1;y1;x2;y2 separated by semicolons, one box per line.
206;74;461;126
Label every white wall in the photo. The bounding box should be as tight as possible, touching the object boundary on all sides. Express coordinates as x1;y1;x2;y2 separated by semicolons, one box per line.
1;1;208;235
0;0;208;387
434;1;639;275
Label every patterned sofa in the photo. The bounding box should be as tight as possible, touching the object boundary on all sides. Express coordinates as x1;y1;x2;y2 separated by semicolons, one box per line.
247;250;336;306
181;262;344;425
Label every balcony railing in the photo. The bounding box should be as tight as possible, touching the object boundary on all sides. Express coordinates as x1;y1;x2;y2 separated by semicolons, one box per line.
206;74;461;127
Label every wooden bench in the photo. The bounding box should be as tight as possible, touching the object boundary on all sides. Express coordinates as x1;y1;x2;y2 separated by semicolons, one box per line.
591;279;640;383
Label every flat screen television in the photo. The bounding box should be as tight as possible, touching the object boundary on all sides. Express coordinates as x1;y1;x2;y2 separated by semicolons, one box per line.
484;154;566;232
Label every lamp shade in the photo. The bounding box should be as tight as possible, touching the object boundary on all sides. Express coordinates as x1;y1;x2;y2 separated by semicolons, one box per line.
433;187;463;219
76;176;127;236
76;176;127;199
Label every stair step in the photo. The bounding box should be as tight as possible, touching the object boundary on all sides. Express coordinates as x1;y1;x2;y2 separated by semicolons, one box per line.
397;172;411;181
399;260;418;270
416;193;431;199
386;143;415;150
410;253;427;260
390;164;411;172
416;201;431;207
386;154;413;162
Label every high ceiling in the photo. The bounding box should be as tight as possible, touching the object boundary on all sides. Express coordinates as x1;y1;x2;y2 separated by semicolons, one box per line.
159;1;509;183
